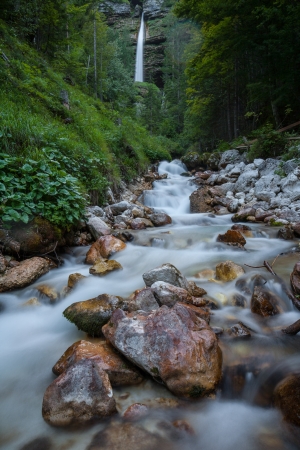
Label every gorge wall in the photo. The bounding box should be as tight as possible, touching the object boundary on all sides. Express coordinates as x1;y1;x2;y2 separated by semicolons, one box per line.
99;0;170;87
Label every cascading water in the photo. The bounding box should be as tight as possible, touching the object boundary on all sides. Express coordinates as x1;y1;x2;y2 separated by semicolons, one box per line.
1;160;300;450
134;12;145;82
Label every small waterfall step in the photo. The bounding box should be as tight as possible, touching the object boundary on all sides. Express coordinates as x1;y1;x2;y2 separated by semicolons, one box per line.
135;12;145;82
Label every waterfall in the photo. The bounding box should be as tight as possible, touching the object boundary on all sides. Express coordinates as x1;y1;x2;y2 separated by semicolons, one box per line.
134;12;145;82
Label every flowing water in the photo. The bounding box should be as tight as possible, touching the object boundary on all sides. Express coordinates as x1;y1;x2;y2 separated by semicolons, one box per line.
134;13;144;83
1;160;300;449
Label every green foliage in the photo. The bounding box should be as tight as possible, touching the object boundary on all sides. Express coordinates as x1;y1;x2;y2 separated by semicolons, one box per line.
248;124;287;161
0;153;86;226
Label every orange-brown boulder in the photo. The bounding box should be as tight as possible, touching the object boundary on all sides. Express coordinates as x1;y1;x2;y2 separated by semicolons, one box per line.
103;303;222;398
0;257;50;292
251;287;282;317
217;230;246;247
52;340;143;386
96;235;126;259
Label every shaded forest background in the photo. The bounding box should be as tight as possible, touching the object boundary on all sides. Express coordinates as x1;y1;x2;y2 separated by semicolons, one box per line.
0;0;300;226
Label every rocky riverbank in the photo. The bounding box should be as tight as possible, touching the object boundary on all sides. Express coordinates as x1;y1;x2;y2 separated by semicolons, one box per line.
183;150;300;238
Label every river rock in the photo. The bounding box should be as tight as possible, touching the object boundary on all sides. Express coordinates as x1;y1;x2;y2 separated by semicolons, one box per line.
87;422;174;450
123;403;149;422
151;281;196;307
85;240;105;265
128;288;160;312
109;201;132;215
87;216;111;240
190;186;213;213
130;218;147;230
290;262;300;295
63;294;126;336
227;322;251;338
95;235;126;259
148;213;172;227
181;151;202;170
274;374;300;426
89;259;122;276
143;263;189;291
231;293;247;307
102;303;222;398
278;226;294;240
36;284;59;303
254;174;281;202
67;273;86;289
19;437;52;450
0;251;7;274
280;167;300;201
215;260;245;282
52;340;143;386
217;230;246;248
218;150;244;169
187;280;207;297
251;287;281;317
0;257;50;292
231;207;255;222
42;359;116;426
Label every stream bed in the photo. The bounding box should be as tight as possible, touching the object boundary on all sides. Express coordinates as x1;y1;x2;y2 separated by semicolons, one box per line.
1;160;300;450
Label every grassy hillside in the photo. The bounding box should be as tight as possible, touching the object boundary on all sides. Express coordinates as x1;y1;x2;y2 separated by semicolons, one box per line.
0;19;173;227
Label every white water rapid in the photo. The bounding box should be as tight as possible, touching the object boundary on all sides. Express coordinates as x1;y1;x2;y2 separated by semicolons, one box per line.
134;12;144;82
1;160;300;449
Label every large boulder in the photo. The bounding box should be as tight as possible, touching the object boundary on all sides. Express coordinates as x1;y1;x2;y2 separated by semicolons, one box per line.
148;213;172;227
181;151;202;170
86;216;111;240
102;303;222;398
63;294;126;336
280;167;300;202
274;374;300;426
52;340;143;386
142;263;189;291
42;359;116;426
215;261;245;282
87;422;174;450
0;257;50;292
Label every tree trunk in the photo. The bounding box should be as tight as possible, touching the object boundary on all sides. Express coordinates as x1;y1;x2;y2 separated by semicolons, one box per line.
94;18;97;98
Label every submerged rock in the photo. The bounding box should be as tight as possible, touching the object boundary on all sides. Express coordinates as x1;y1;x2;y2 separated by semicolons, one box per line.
42;359;116;426
215;260;245;282
67;273;86;289
19;436;52;450
103;303;222;398
0;257;50;292
63;294;126;336
143;263;189;291
89;259;122;276
36;284;59;303
274;374;300;426
227;322;252;338
87;422;174;450
52;340;143;386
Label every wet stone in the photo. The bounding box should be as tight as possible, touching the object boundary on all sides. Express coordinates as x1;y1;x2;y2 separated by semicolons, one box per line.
123;403;149;421
89;259;122;276
274;374;300;427
251;287;281;317
215;260;245;282
227;322;252;338
231;293;247;307
19;436;52;450
217;230;246;248
290;262;300;296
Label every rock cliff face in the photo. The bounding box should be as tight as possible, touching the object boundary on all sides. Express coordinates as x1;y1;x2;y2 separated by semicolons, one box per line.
100;0;170;87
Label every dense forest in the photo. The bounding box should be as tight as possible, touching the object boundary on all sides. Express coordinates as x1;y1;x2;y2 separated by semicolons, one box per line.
0;0;300;227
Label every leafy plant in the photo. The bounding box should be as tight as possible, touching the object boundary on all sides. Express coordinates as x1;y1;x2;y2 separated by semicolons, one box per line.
0;154;86;226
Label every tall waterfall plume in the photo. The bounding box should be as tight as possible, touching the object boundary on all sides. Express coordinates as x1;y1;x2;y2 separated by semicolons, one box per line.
134;12;145;82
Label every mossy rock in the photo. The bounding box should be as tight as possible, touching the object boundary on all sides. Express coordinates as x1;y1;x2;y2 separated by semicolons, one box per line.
207;152;221;170
181;152;202;170
63;294;126;337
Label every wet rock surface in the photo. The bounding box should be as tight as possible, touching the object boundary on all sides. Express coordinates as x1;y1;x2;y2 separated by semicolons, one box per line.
63;294;126;336
128;288;160;312
290;262;300;295
215;260;245;282
89;259;122;276
52;340;143;386
274;374;300;426
143;263;189;291
42;359;116;426
251;287;282;317
103;303;222;398
87;422;174;450
217;230;246;248
0;257;50;292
